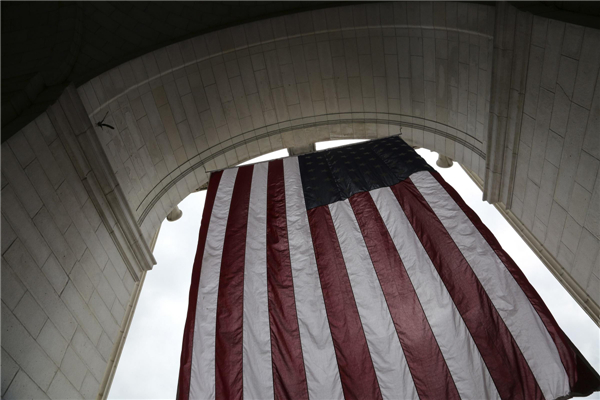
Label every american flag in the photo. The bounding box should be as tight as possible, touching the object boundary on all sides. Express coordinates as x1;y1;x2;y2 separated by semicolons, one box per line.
177;136;599;400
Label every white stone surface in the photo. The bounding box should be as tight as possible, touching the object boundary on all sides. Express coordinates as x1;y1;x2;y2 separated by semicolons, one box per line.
510;13;600;311
1;105;142;400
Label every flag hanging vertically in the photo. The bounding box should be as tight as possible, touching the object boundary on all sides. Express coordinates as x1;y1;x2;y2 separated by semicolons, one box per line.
177;136;600;400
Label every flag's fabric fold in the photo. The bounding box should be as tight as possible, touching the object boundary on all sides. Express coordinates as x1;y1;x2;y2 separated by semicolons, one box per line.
178;136;600;400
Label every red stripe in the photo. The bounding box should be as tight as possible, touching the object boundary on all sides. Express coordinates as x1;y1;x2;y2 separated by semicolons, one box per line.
307;206;383;400
266;159;308;400
391;178;543;400
429;171;578;389
177;171;223;400
348;192;461;400
215;166;254;400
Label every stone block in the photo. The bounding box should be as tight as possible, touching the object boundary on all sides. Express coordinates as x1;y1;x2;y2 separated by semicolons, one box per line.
111;299;125;325
3;370;50;400
141;91;164;136
584;173;600;238
556;56;578;99
557;242;575;270
1;214;17;254
575;151;599;193
573;28;600;109
24;160;71;234
544;201;568;256
57;182;109;269
69;261;95;303
561;214;582;254
510;194;524;219
423;38;436;82
33;207;76;273
561;23;584;60
568;182;592;227
48;139;89;208
14;292;47;338
532;218;547;242
5;241;77;341
103;261;130;306
545;130;564;167
2;303;57;391
588;273;600;306
523;45;544;118
60;346;87;391
61;282;102;346
7;131;35;168
1;257;26;310
540;20;564;92
582;75;600;160
2;145;43;219
519;113;535;148
71;328;107;383
64;224;87;261
90;78;107;106
522;178;540;230
1;348;19;395
89;290;119;341
97;332;114;362
37;320;68;366
47;371;82;400
80;372;100;400
22;122;63;189
554;104;589;208
531;16;547;48
35;112;58;145
82;199;102;233
572;228;599;285
163;82;186;125
549;85;570;137
123;270;136;294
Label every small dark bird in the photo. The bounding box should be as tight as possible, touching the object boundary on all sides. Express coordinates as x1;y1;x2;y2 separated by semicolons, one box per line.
96;112;115;130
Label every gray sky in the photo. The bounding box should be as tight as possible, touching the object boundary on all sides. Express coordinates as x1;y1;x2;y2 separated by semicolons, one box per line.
109;141;600;400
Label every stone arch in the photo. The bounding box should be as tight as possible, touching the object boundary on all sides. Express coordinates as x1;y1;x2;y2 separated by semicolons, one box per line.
77;1;495;247
3;3;600;399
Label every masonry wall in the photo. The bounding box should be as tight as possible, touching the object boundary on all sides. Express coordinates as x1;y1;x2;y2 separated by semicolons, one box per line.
75;1;496;250
509;18;600;306
1;88;153;399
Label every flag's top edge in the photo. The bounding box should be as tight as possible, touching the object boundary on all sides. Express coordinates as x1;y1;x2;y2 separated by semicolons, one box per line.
204;135;432;210
299;136;433;209
205;135;403;175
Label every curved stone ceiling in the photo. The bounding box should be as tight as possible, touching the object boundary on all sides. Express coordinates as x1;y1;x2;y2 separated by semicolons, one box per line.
1;1;350;139
3;1;599;140
74;1;496;244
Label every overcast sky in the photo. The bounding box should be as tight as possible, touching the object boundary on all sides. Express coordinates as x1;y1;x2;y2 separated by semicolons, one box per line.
109;140;599;400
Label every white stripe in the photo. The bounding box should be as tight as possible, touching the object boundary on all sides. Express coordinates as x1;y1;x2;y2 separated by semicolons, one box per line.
283;157;344;400
242;163;274;400
329;199;419;400
189;168;238;400
411;170;570;400
370;187;501;400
